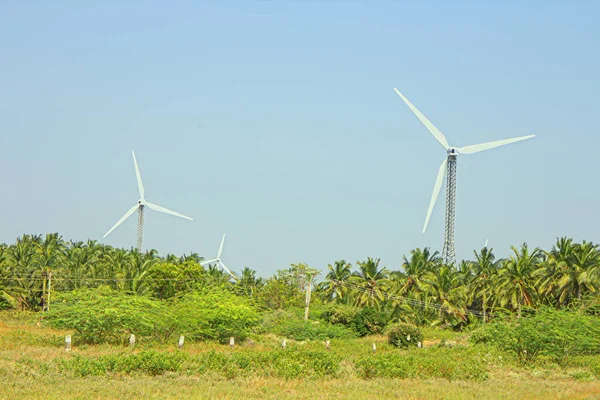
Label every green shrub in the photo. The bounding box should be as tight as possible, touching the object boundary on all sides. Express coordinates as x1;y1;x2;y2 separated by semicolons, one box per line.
355;347;487;381
172;290;261;343
59;350;187;377
0;291;16;310
387;323;423;348
272;318;357;341
46;288;173;344
319;305;359;326
194;348;340;379
352;307;388;337
471;309;600;365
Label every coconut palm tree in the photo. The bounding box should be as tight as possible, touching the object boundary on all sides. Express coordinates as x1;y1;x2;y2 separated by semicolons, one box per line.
421;265;467;326
317;260;352;303
236;267;262;297
5;235;43;309
467;247;501;322
536;238;599;305
350;258;389;309
398;248;441;296
496;244;543;318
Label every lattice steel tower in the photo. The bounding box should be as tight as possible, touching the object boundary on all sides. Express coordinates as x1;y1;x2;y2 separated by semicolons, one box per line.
393;88;535;265
136;205;144;252
442;153;457;265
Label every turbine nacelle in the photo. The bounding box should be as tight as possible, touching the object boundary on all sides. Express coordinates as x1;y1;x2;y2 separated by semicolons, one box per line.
447;148;459;157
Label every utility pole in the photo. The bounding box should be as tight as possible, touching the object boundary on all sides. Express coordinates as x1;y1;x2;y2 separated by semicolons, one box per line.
47;270;52;312
42;270;47;311
304;274;312;321
304;269;318;321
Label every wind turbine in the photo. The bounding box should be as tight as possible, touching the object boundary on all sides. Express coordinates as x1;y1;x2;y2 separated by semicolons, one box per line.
103;151;193;251
200;234;236;280
393;88;535;265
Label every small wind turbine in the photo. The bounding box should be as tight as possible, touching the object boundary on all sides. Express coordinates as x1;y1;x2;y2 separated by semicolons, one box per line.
103;151;193;251
200;234;236;280
393;88;535;265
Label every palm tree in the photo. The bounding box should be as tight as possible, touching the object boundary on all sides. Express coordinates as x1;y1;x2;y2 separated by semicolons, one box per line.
468;247;501;322
35;233;66;310
536;238;599;305
496;244;543;318
207;264;234;287
398;248;441;296
236;267;262;297
6;234;41;309
350;258;389;309
421;265;467;326
317;260;352;303
116;250;157;295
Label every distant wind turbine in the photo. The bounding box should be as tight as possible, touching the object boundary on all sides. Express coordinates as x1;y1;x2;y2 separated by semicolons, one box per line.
393;88;535;265
103;151;193;251
200;234;236;280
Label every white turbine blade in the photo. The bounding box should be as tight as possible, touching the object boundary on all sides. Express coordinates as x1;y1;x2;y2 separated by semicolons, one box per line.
219;261;237;280
217;234;226;259
132;151;145;200
458;135;535;155
423;158;448;233
393;88;449;150
103;204;139;238
199;258;217;266
145;202;193;220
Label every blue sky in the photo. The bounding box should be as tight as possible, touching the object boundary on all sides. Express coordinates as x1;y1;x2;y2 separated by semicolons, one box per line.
1;1;599;277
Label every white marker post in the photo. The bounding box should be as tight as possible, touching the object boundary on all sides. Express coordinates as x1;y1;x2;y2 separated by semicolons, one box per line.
326;340;330;351
130;334;136;348
65;335;71;352
372;343;376;353
281;339;286;349
229;337;234;349
178;335;185;349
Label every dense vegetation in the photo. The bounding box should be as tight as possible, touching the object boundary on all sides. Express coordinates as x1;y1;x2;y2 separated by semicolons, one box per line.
1;233;600;398
1;233;598;328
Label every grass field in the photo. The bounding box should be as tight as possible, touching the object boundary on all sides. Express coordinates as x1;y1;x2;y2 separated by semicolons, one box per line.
1;312;599;400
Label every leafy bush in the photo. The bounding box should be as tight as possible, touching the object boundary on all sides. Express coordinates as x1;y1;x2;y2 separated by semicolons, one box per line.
355;347;487;381
59;350;187;377
194;348;340;379
46;288;173;344
470;309;600;365
262;309;356;341
0;291;16;310
172;290;261;343
319;305;359;326
387;323;423;348
353;307;388;337
272;318;357;341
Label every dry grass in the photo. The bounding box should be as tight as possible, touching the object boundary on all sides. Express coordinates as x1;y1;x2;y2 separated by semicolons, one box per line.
1;374;599;400
1;312;599;400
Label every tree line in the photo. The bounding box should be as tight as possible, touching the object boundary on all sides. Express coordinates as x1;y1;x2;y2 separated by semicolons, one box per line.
0;233;598;327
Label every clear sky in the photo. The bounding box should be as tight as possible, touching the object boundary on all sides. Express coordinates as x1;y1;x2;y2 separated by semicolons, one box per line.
1;1;599;278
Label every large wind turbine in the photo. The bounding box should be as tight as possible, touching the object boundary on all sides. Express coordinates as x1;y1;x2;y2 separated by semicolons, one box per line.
393;88;535;265
103;151;193;251
200;234;236;280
